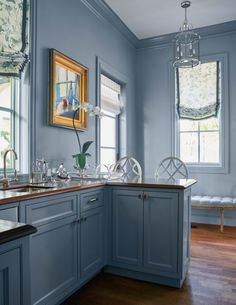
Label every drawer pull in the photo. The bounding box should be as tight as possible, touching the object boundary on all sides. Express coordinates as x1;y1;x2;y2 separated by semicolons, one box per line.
88;197;98;204
81;216;87;222
138;194;142;199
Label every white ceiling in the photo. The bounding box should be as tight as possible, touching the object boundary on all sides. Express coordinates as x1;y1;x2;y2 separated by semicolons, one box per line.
104;0;236;39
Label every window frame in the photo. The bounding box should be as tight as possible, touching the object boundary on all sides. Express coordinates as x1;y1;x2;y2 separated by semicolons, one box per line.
99;108;120;165
96;57;128;166
0;78;19;172
172;53;229;174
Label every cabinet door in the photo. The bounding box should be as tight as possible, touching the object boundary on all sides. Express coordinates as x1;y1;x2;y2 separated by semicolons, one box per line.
81;207;105;278
0;248;21;305
144;191;178;274
30;217;77;305
112;189;143;266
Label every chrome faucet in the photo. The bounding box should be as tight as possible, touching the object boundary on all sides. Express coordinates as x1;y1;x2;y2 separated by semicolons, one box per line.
0;149;18;189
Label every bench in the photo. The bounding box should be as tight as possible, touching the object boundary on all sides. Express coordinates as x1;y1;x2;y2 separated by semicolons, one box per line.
191;196;236;232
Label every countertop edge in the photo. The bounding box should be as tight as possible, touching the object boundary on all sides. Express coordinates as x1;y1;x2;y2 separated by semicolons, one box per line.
0;222;37;245
0;179;197;205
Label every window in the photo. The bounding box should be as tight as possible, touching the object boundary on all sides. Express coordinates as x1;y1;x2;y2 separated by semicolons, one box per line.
175;58;228;172
179;117;220;163
99;74;121;166
0;77;20;170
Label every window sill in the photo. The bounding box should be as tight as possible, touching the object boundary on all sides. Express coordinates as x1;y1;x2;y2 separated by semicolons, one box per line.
186;163;228;174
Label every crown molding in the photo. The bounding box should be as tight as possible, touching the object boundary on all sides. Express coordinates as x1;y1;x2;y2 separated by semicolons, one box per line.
81;0;139;47
138;20;236;49
81;0;236;49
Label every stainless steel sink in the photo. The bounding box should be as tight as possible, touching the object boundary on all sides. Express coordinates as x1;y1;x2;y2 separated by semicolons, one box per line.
1;184;55;193
8;187;47;193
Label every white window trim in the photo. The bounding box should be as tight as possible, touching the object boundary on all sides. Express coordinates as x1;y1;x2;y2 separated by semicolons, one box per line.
171;53;229;174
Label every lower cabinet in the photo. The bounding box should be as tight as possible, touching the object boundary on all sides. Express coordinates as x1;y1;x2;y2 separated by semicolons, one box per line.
0;246;21;305
30;217;78;305
111;188;182;281
22;193;78;305
0;237;31;305
112;189;143;266
80;206;105;278
20;189;105;305
144;191;178;274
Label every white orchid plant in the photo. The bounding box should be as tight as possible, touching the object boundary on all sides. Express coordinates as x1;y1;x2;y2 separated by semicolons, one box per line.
72;102;103;171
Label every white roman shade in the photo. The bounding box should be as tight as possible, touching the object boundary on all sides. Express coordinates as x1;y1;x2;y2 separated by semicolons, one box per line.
0;0;30;76
101;74;121;115
176;61;220;120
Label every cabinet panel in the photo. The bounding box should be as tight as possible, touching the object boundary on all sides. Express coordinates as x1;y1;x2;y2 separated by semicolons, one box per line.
81;207;105;278
25;194;77;226
144;191;178;274
0;248;21;305
112;190;143;266
0;205;18;222
30;218;77;305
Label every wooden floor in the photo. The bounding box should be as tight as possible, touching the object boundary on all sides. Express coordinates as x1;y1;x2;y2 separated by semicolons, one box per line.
62;224;236;305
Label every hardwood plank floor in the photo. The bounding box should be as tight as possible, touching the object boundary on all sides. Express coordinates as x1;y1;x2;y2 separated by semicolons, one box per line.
62;224;236;305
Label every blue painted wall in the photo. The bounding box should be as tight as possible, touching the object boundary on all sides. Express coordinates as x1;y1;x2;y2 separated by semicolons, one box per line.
136;32;236;225
33;0;138;170
32;0;236;225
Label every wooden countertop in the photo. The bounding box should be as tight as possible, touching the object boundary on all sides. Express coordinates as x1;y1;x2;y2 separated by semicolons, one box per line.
0;178;196;205
0;219;37;245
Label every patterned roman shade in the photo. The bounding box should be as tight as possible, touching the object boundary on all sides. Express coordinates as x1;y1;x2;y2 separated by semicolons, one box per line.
0;0;29;76
176;61;220;120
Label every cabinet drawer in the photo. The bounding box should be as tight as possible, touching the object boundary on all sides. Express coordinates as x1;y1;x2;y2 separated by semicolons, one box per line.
81;189;103;212
25;195;77;226
0;206;18;222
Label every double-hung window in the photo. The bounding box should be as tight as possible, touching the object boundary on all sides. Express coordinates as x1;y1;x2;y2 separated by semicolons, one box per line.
175;56;228;173
0;77;20;170
99;74;121;166
0;0;30;173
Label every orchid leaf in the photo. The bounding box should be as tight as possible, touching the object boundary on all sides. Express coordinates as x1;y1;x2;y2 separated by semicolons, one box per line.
82;141;93;154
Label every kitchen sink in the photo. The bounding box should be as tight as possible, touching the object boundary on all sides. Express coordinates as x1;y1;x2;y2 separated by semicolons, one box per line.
1;184;55;193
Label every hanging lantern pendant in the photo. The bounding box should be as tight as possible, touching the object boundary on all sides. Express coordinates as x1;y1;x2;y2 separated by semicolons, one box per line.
173;1;200;68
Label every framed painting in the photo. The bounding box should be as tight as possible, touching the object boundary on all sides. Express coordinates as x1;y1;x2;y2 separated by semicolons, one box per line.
49;49;88;130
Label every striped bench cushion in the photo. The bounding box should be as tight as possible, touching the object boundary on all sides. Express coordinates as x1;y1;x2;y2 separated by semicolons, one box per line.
191;196;236;208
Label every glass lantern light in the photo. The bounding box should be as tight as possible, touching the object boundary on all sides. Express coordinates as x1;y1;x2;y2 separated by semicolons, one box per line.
173;1;200;69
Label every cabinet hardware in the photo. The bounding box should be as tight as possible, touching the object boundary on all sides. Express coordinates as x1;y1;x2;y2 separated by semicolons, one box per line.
81;216;87;222
73;218;80;223
88;198;98;204
138;194;142;199
143;194;148;200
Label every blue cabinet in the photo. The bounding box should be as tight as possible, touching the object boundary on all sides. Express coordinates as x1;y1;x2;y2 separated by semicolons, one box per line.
80;206;105;278
112;189;143;266
21;193;78;305
109;187;191;287
0;237;31;305
19;188;106;305
0;246;21;305
144;191;178;274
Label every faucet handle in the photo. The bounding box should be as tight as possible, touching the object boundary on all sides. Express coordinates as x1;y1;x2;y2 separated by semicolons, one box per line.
14;169;18;181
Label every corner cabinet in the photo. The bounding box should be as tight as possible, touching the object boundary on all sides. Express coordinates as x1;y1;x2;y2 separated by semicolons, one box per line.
108;187;191;288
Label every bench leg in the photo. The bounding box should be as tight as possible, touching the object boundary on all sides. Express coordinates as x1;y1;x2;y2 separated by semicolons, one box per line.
220;208;224;233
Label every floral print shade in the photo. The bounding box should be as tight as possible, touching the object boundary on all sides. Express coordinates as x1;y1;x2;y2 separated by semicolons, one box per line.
176;61;220;120
0;0;29;76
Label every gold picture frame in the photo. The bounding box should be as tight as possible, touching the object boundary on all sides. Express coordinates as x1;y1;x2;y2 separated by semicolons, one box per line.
49;49;88;130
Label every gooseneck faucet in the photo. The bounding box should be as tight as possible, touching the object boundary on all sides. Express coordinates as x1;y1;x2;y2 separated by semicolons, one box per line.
0;149;18;189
